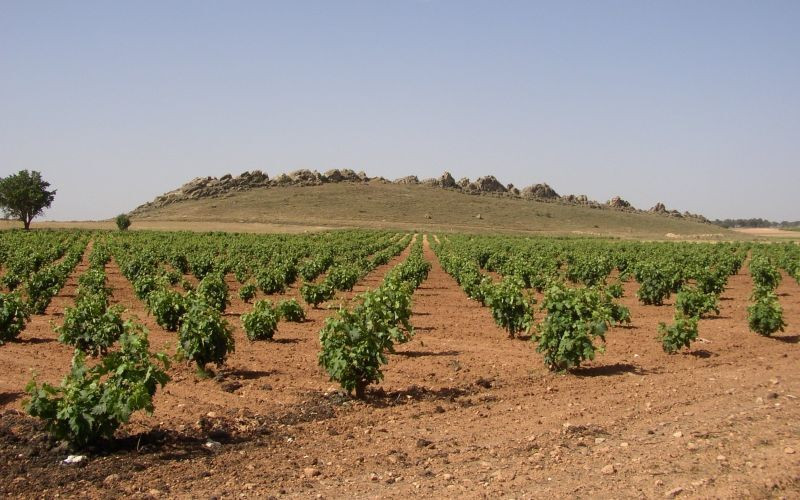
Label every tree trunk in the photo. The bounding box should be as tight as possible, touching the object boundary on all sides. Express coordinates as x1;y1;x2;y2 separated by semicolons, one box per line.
22;218;30;230
354;380;367;399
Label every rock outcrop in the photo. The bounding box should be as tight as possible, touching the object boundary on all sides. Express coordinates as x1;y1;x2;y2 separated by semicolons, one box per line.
521;183;559;200
395;175;420;185
130;168;709;223
607;196;632;209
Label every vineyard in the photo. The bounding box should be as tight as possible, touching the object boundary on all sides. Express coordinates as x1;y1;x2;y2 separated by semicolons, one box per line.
0;229;798;497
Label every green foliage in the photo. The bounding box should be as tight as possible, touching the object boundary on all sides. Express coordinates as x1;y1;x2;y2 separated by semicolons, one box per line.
197;273;229;312
658;314;699;354
190;254;214;280
358;282;414;344
88;244;111;269
177;294;234;371
76;268;111;301
0;292;29;344
318;308;388;398
0;169;57;229
300;281;335;308
147;288;186;332
533;284;612;371
256;268;286;294
749;256;781;297
675;287;719;318
241;299;279;341
25;326;169;447
25;266;61;314
607;281;624;299
238;281;257;303
1;272;22;291
747;292;786;336
566;256;613;287
115;213;132;231
634;262;672;306
57;293;125;356
276;298;306;322
132;273;161;301
327;264;361;291
483;277;534;338
317;244;424;398
695;267;727;296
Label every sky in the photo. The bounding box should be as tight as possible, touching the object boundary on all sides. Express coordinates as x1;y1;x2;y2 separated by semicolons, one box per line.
1;0;798;221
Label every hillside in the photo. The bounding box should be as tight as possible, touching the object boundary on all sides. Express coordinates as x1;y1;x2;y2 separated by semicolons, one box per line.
131;176;729;239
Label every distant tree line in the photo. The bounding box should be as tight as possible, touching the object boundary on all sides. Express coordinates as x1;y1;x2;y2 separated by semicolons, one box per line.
712;218;800;229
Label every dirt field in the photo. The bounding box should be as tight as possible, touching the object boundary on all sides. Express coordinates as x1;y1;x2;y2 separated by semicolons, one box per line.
1;236;799;498
732;227;800;239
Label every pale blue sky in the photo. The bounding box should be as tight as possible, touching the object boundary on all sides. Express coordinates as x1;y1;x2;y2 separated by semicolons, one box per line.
1;1;798;221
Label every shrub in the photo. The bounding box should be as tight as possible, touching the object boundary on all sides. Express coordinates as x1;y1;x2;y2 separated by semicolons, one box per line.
318;308;387;398
76;268;111;301
300;281;335;308
318;278;417;398
190;254;214;280
56;293;125;356
115;213;131;231
276;298;305;322
241;300;279;341
749;256;781;297
177;294;234;372
675;287;719;318
25;326;169;447
695;268;727;296
169;253;189;274
238;282;257;303
132;273;161;301
607;281;624;299
747;292;786;336
483;277;534;338
88;245;111;269
533;284;611;371
197;273;229;312
25;266;61;314
147;288;186;331
256;268;286;294
634;263;672;306
326;264;361;291
658;314;699;354
358;282;414;344
0;292;29;344
566;256;613;287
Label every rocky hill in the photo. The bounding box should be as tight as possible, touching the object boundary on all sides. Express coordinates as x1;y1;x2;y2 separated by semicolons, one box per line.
131;168;707;222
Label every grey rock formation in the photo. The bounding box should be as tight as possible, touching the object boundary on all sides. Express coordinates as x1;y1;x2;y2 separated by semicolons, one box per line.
607;196;632;209
129;168;709;223
395;175;420;185
521;183;559;200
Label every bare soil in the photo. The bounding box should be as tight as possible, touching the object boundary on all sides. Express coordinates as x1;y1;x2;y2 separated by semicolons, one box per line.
1;236;798;498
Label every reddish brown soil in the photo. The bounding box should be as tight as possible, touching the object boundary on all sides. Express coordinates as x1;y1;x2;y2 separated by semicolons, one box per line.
1;236;799;498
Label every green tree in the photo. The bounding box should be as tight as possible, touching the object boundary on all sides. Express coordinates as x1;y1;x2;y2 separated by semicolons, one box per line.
0;170;57;230
115;213;132;231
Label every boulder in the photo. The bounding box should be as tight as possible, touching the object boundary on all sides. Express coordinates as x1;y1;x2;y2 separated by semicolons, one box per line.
439;171;457;188
288;169;325;186
650;202;668;213
324;169;345;182
394;175;420;185
474;175;507;193
457;177;471;188
607;196;631;209
521;183;559;200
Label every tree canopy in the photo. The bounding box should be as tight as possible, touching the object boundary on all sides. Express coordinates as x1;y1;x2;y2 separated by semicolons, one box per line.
0;170;57;229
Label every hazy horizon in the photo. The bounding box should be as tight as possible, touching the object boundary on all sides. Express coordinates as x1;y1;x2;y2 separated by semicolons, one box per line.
2;1;798;221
